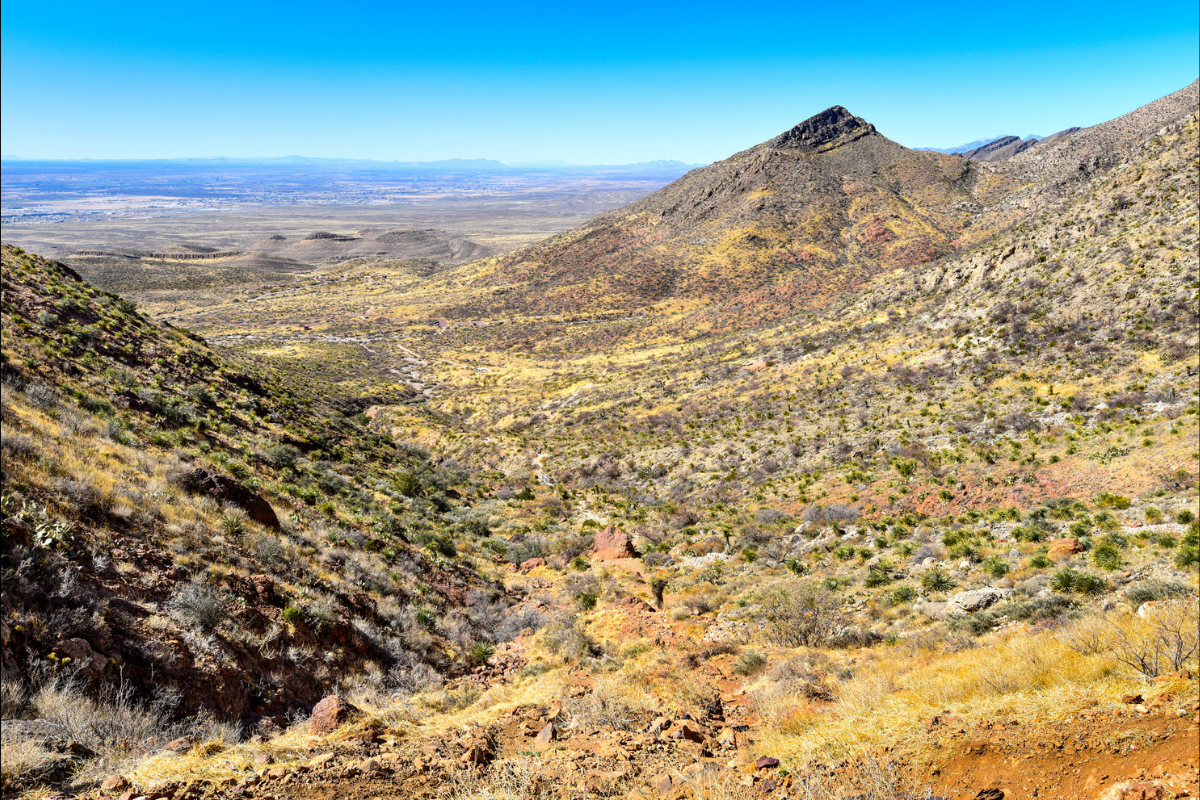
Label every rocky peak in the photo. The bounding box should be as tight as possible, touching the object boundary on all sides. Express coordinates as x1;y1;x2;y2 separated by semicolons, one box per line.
769;105;877;150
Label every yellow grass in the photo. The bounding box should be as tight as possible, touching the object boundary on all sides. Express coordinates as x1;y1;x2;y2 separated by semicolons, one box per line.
751;611;1200;769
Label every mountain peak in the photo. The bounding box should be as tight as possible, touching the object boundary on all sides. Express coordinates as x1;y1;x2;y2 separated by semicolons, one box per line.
769;106;877;150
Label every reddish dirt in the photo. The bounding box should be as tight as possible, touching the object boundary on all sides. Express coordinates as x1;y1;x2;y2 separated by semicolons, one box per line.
243;706;1200;800
920;709;1200;799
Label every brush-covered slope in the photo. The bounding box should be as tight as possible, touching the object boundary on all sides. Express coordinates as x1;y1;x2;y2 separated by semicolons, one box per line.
0;243;519;729
462;106;998;318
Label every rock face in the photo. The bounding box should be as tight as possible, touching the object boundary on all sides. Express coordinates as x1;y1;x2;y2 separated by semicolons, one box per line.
310;695;359;735
590;525;638;560
770;106;877;150
172;467;280;530
947;588;1011;614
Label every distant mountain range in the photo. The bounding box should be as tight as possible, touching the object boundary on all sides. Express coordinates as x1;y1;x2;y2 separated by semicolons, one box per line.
919;128;1085;161
0;155;704;172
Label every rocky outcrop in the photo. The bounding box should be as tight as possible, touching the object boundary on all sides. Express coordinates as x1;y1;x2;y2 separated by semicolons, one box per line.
948;588;1011;614
770;106;877;150
590;525;638;560
170;468;280;530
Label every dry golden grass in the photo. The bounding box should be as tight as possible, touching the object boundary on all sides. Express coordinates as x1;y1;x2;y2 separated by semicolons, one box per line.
751;609;1200;770
126;725;315;789
0;738;57;793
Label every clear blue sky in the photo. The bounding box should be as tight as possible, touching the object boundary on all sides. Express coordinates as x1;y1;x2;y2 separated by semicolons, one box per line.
2;0;1197;163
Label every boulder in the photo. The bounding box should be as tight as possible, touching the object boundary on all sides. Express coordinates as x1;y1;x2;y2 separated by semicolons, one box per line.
309;695;359;735
519;557;546;572
612;596;656;613
1048;538;1084;558
754;756;780;769
947;588;1011;614
533;722;555;752
171;467;280;530
50;638;107;686
590;525;638;560
101;775;131;792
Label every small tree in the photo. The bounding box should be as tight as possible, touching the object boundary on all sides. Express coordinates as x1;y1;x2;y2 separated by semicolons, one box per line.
761;581;847;647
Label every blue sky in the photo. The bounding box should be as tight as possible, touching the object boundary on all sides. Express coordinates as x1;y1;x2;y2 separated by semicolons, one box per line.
2;0;1197;163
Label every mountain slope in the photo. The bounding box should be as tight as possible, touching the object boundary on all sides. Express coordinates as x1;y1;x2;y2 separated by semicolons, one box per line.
461;107;1000;321
0;244;517;732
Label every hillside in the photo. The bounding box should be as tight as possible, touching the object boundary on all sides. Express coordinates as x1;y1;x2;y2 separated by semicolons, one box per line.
2;81;1199;800
451;106;1004;321
0;244;536;789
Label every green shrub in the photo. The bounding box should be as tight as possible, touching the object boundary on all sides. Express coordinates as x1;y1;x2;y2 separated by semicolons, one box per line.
468;641;495;665
887;585;917;606
574;591;597;611
1176;509;1197;525
1028;552;1053;569
1091;543;1122;570
864;567;891;588
983;556;1010;578
920;569;953;592
1050;568;1080;593
1094;493;1131;510
1073;573;1107;596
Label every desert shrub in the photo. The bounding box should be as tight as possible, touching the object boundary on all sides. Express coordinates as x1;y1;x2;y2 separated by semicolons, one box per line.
1125;580;1191;609
1176;509;1197;525
1073;573;1108;596
802;503;859;524
494;608;547;642
1050;568;1080;593
1109;601;1200;678
1174;544;1199;570
983;555;1009;578
864;567;891;588
1094;492;1131;510
886;585;917;606
166;578;227;633
0;431;39;460
760;581;847;648
1029;552;1053;569
733;651;768;676
24;383;60;411
540;614;592;660
220;508;248;537
263;442;300;469
575;591;598;611
253;534;285;566
467;641;495;665
920;569;953;593
1091;543;1122;571
506;536;549;564
951;594;1080;635
563;675;655;731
